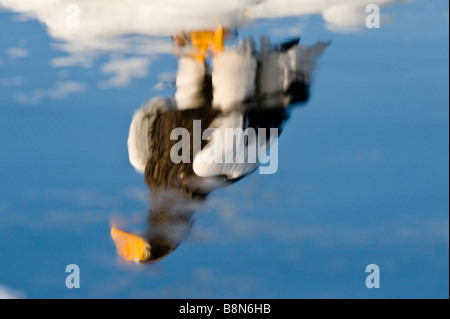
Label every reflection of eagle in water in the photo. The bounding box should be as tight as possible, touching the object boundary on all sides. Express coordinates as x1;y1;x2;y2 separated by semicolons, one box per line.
111;30;329;264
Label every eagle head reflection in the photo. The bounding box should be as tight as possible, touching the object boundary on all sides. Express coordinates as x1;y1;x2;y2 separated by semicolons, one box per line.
111;27;329;264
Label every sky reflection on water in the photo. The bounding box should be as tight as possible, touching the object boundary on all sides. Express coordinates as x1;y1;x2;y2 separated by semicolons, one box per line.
0;0;448;298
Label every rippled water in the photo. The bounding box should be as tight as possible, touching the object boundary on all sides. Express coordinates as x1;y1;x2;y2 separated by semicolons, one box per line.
0;0;448;299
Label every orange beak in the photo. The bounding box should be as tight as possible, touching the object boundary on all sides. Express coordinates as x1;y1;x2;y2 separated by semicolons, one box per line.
110;226;150;262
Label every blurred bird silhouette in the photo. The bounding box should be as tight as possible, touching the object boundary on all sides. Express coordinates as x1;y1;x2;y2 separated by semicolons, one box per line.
111;27;329;263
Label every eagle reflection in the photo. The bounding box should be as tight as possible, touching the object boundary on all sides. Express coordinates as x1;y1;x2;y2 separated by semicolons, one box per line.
111;27;329;264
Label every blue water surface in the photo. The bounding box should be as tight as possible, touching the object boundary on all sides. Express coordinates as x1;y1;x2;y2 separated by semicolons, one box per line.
0;0;448;298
